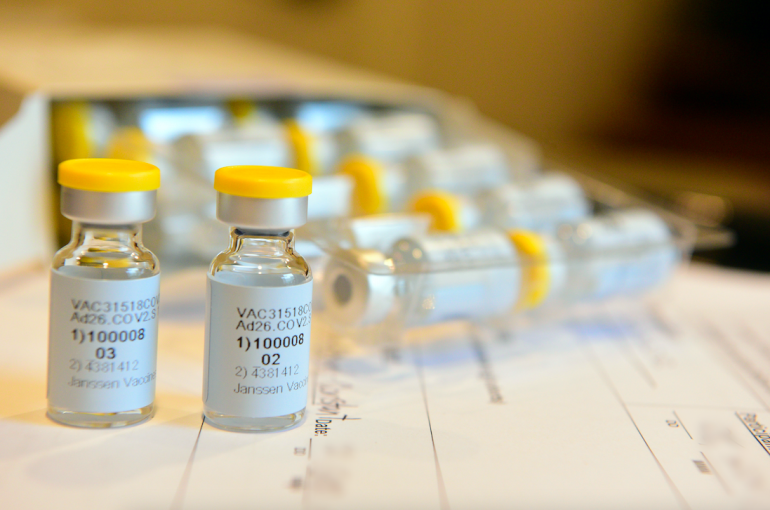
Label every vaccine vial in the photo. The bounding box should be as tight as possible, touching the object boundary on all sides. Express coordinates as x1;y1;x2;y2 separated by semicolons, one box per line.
339;155;409;215
311;213;429;317
284;119;340;176
323;228;521;327
345;213;431;252
479;172;590;231
388;229;521;326
337;144;507;218
321;209;678;328
337;145;552;219
338;111;441;162
47;159;161;428
405;142;511;196
172;116;339;184
410;172;590;233
221;101;341;175
172;123;293;183
321;248;397;327
556;208;679;301
204;166;313;432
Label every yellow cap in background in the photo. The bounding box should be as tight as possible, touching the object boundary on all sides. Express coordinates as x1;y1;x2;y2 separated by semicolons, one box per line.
58;158;160;193
214;165;312;199
508;230;551;310
106;127;153;162
226;99;257;126
409;191;464;232
285;120;318;175
51;101;93;163
338;155;388;215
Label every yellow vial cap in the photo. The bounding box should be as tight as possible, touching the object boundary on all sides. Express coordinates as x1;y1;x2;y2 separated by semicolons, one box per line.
285;120;318;175
51;101;93;163
409;191;464;232
226;98;256;125
58;158;160;193
214;166;312;199
105;127;153;163
508;230;551;310
338;155;388;215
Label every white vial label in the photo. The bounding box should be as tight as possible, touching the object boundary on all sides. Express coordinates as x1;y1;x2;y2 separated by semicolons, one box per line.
47;271;160;413
204;277;312;418
394;231;520;325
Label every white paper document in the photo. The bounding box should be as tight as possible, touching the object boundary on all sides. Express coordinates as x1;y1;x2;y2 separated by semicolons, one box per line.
1;264;769;509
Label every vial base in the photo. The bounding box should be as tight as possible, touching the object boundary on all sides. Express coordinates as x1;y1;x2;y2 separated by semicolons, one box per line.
203;407;305;432
46;403;154;428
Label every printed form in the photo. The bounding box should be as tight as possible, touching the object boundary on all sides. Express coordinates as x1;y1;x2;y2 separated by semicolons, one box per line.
0;264;769;509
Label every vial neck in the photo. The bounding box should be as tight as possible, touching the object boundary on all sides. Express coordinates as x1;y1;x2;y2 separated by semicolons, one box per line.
72;222;144;248
229;228;295;256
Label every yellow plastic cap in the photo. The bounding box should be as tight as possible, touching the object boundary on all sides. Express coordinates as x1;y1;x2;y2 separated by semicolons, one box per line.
51;101;95;163
106;127;153;162
226;99;256;125
58;158;160;193
214;166;312;199
508;230;551;310
409;191;463;232
285;120;318;175
338;155;387;215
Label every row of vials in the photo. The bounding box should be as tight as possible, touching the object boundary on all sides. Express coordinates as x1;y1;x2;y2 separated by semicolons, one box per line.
50;159;315;432
49;100;682;337
52;100;588;263
310;207;681;331
47;156;681;432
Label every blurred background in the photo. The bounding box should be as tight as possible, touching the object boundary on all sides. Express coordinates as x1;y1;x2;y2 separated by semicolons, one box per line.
1;0;768;270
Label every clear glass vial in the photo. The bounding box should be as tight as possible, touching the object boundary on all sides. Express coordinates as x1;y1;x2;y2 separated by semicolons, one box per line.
337;111;441;163
47;159;161;428
405;142;511;196
204;165;313;432
409;172;590;234
321;209;678;328
323;228;521;328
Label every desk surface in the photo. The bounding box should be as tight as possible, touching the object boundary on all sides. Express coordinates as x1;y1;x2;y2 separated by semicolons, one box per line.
1;264;769;510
